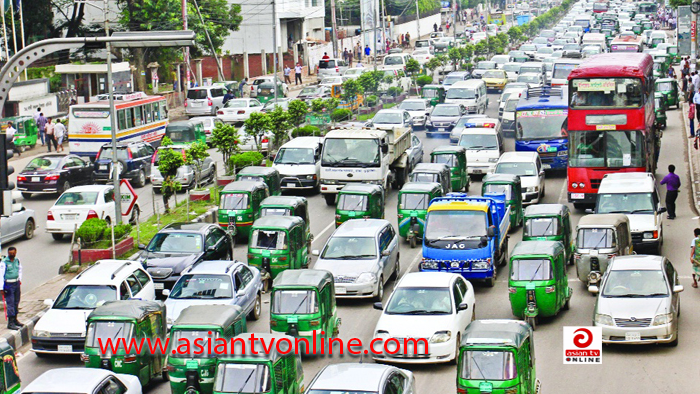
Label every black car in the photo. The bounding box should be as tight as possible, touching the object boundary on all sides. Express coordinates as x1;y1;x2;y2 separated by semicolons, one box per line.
16;154;93;198
138;222;233;297
93;141;155;187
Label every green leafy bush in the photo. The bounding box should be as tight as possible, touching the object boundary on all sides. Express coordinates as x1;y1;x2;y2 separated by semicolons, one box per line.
229;152;264;171
113;224;133;240
364;95;379;107
416;75;433;87
76;219;108;244
387;86;402;97
291;125;321;137
331;108;352;122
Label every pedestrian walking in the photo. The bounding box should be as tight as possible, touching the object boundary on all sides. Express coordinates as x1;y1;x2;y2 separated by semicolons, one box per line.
5;122;19;157
356;43;362;62
294;62;303;85
238;78;247;98
689;101;696;138
45;118;57;152
284;65;292;84
690;228;700;288
687;76;695;102
433;23;438;32
365;44;370;58
405;32;411;48
54;119;66;152
694;89;700;123
660;164;681;220
692;71;700;92
0;247;23;330
348;50;353;67
36;112;47;147
682;73;689;97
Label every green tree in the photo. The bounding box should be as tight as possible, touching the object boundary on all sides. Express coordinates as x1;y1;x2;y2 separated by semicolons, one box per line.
287;100;308;128
185;141;210;188
341;79;364;107
324;98;340;113
267;106;291;151
426;57;442;75
357;71;385;94
157;137;185;212
244;112;272;152
405;58;421;76
211;122;240;175
448;47;462;71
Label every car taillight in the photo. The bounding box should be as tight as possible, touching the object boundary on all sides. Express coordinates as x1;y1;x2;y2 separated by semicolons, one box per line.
127;148;133;159
208;98;213;106
47;211;55;221
336;67;339;73
86;210;99;220
310;319;320;327
16;175;26;181
45;174;60;181
237;110;245;114
124;355;137;363
262;137;269;143
217;110;224;115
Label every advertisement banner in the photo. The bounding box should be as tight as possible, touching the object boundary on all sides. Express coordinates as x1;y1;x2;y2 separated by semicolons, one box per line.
678;6;691;56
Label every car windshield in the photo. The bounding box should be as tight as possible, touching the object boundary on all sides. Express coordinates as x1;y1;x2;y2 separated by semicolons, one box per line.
516;109;568;140
657;82;673;91
320;78;341;85
147;232;203;253
86;321;133;349
521;45;536;51
274;148;315;164
477;61;497;69
171;330;221;357
53;285;116;309
250;229;287;250
385;287;452;314
518;75;540;84
577;228;615;249
432;153;455;167
187;89;208;100
511;258;553;280
432;105;461;116
98;147;129;161
483;183;512;199
538;48;554;54
221;193;249;210
483;70;504;79
425;210;487;241
459;133;498;150
553;63;578;79
263;101;288;111
443;75;464;85
399;101;426;111
401;193;430;210
169;274;233;299
272;290;318;314
321;236;376;259
225;100;248;108
446;88;476;99
533;38;548;44
541;31;555;38
214;364;271;394
166;126;196;142
495;162;537;176
337;194;368;211
602;270;669;297
525;217;559;237
322;138;381;167
597;192;655;214
25;156;61;171
462;350;517;381
300;87;319;95
505;99;519;112
55;191;99;205
384;56;405;65
504;64;521;72
373;112;403;124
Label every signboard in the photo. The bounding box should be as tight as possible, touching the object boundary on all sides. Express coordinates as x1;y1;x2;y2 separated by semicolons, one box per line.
305;114;331;125
574;80;616;92
18;95;58;118
119;179;138;217
563;327;602;364
681;6;693;57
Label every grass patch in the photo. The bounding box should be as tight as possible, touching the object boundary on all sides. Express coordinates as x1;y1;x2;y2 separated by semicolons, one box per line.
357;113;373;122
383;103;397;109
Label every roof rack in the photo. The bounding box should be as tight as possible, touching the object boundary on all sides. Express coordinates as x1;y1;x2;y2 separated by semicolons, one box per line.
111;262;133;280
76;261;100;279
524;86;564;99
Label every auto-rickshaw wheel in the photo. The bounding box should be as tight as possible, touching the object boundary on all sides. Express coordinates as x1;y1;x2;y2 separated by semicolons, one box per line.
526;316;537;330
21;192;31;199
409;236;417;249
324;194;335;206
162;370;169;382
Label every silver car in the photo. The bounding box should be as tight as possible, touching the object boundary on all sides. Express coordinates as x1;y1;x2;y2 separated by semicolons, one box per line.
305;363;415;394
592;255;682;346
185;86;226;116
0;199;35;244
150;145;216;190
312;219;400;301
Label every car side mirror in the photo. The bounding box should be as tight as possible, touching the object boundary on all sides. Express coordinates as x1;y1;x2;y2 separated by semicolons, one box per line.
373;302;383;310
457;302;469;311
585;208;595;214
673;285;684;293
381;144;389;154
588;285;599;294
312;249;320;256
207;245;217;251
658;207;667;214
381;250;391;257
43;299;53;307
161;289;171;297
138;243;146;250
487;226;496;238
237;289;246;297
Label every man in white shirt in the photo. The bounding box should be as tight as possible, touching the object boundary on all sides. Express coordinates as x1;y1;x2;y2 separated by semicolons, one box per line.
692;71;700;92
5;121;19;156
294;63;303;85
54;120;66;152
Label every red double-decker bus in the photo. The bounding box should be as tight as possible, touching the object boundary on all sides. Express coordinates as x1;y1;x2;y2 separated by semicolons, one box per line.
566;53;657;208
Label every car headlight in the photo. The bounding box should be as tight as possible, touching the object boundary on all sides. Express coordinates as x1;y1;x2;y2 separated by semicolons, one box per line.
557;149;567;156
430;330;452;343
488;158;498;163
472;261;490;270
323;179;337;185
594;313;614;326
356;272;377;284
305;175;316;180
653;313;673;326
526;186;539;193
33;330;50;338
643;232;656;239
421;261;438;270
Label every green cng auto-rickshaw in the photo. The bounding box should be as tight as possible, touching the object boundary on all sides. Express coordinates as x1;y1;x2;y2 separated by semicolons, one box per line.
655;78;679;110
270;269;341;345
83;300;166;386
654;92;668;130
482;174;523;228
256;81;286;104
508;240;572;329
218;180;269;238
421;85;446;106
0;342;20;394
652;60;665;79
666;44;680;64
213;333;304;394
165;120;207;146
1;116;37;149
236;166;282;196
248;216;309;290
575;214;632;289
335;183;385;227
430;145;469;192
260;196;313;249
410;163;452;194
397;182;443;248
458;320;540;394
523;204;574;264
167;305;248;394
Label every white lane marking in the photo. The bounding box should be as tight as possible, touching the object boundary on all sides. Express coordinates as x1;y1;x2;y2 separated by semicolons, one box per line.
311;221;336;246
407;250;424;272
558;176;567;204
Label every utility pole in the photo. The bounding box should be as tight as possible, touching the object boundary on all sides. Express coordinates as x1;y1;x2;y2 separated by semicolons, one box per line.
183;0;190;92
272;0;279;102
415;0;420;40
103;0;122;224
453;0;457;42
331;0;338;58
373;0;378;70
693;2;698;72
192;0;225;81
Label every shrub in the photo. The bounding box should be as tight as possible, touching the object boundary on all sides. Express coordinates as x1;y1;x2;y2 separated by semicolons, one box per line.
113;224;133;240
291;125;321;137
387;86;402;97
416;75;433;87
364;95;379;107
331;108;352;122
229;151;264;171
76;218;108;244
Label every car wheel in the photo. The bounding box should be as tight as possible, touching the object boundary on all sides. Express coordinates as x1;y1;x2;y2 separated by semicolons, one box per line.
213;107;220;116
134;170;146;188
249;292;262;321
104;217;111;227
61;180;71;193
668;329;679;347
129;206;140;225
392;256;400;281
154;187;161;194
21;192;31;199
24;219;35;239
451;334;461;365
374;276;384;302
52;233;63;241
324;194;335;206
486;268;497;287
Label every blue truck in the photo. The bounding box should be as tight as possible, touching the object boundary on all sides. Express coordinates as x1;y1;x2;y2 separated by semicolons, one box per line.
419;193;510;287
514;86;569;171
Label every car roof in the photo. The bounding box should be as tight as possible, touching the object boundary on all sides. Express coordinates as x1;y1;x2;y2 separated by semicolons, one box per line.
273;269;334;289
184;260;245;274
498;151;538;162
279;136;323;149
397;272;457;288
333;219;389;237
598;172;655;193
252;215;304;229
88;300;164;322
71;260;143;286
162;222;212;232
376;109;406;114
609;254;664;270
23;368;118;393
311;364;396;391
173;304;246;328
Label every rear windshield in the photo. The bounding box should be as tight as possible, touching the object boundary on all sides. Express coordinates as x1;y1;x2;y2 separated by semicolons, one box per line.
511;259;553;280
251;230;287;250
99;146;129;161
525;217;559;237
577;228;615;249
221;193;249;210
401;193;430;210
319;60;336;68
166;126;196;142
56;191;99;205
187;89;208;100
272;290;318;314
337;194;368;211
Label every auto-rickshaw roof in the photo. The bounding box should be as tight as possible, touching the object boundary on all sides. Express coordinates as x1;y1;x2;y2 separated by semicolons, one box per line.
252;215;304;230
1;115;33;122
219;333;296;362
577;213;629;228
222;180;268;193
400;182;443;193
173;305;246;328
273;269;333;289
431;145;467;155
260;195;308;208
655;77;676;84
413;163;450;173
461;319;531;348
482;173;521;185
88;300;165;322
524;203;569;217
237;166;279;176
339;183;383;194
511;240;564;257
168;120;198;128
422;84;445;90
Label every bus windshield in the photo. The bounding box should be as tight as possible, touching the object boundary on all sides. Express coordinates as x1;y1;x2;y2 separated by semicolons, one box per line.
516;109;568;140
568;130;645;168
570;78;643;108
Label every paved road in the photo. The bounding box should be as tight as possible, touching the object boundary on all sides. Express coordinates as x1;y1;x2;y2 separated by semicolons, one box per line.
12;87;700;393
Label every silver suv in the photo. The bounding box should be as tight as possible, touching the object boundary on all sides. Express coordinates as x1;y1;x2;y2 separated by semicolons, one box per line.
318;58;349;79
185;86;226;116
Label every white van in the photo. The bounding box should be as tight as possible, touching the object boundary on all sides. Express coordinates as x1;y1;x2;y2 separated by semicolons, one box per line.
273;136;324;192
518;62;547;82
445;80;488;114
494;151;545;205
595;172;665;254
582;33;607;51
457;119;503;174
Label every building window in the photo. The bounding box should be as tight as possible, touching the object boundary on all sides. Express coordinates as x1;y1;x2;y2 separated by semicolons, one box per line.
312;0;318;6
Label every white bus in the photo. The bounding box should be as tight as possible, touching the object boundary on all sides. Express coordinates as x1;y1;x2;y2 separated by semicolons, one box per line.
68;92;168;159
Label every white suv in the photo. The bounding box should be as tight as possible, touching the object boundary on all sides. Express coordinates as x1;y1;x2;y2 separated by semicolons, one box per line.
494;151;545;205
185;86;226;116
32;260;156;355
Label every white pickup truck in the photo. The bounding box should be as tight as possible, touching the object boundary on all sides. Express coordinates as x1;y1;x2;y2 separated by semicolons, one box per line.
319;126;412;205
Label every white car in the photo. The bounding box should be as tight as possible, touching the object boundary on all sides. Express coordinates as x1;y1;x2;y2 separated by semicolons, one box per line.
46;185;140;240
319;76;344;89
0;194;35;244
398;99;431;127
372;272;475;364
366;109;413;130
412;49;434;66
343;67;368;79
498;87;525;118
472;32;487;43
457;120;503;175
216;98;264;124
494;151;545;205
273;136;324;191
22;368;141;394
249;76;289;97
503;62;522;82
516;72;544;88
32;260;156;355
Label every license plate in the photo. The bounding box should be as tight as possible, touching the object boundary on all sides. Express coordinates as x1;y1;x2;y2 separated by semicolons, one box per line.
286;183;295;188
154;283;164;290
192;102;202;107
62;214;78;220
438;128;445;131
57;345;73;353
32;177;39;182
625;332;641;341
336;287;347;294
99;165;108;171
542;164;551;169
473;169;482;174
571;193;585;199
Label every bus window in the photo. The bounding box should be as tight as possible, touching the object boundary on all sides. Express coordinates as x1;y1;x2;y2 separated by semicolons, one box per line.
134;106;143;126
570;78;643;108
606;130;644;168
153;102;161;121
126;108;134;129
569;130;605;167
118;109;127;130
144;104;153;123
161;103;168;120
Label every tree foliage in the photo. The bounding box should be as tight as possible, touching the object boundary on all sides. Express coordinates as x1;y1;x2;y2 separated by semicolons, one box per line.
157;137;185;212
357;71;385;95
267;106;291;150
244;112;272;152
185;141;210;187
287;100;309;128
211;122;241;175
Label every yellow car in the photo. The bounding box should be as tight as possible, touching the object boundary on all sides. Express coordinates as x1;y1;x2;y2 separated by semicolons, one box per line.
481;69;509;91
